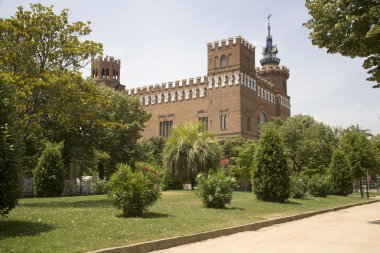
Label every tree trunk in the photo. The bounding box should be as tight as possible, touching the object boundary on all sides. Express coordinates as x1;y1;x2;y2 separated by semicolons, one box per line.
365;170;370;198
359;178;363;198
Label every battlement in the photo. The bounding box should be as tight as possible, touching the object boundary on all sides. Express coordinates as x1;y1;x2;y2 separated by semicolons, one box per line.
126;76;208;95
207;35;255;52
92;55;121;65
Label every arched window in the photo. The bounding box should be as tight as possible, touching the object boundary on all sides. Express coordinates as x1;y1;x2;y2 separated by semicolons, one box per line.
116;71;119;80
220;55;227;68
106;68;109;78
112;70;116;79
102;68;105;77
257;112;267;126
95;69;98;77
92;69;96;78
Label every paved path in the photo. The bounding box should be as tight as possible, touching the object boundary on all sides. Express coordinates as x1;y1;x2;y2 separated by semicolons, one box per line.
152;201;380;253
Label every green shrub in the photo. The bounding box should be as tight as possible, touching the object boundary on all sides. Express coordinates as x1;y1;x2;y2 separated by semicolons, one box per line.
290;175;308;199
107;163;160;217
252;125;291;202
328;149;353;196
161;173;183;191
196;171;236;208
33;142;65;197
90;177;107;194
308;175;329;197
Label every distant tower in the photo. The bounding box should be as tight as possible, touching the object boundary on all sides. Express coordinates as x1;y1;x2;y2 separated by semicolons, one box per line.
256;14;290;118
91;56;125;91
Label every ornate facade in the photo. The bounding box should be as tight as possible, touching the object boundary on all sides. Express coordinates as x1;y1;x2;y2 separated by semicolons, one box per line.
91;22;291;140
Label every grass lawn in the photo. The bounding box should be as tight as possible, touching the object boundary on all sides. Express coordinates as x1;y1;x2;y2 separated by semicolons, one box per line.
0;191;375;253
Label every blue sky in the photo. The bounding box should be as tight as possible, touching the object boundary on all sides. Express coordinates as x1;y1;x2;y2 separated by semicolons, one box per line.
1;0;379;134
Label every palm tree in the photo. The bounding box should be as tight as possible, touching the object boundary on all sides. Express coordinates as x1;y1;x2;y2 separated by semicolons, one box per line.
163;122;221;189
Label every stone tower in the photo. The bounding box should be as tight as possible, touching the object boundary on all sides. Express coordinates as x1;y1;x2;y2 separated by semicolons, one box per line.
91;56;125;91
256;15;290;119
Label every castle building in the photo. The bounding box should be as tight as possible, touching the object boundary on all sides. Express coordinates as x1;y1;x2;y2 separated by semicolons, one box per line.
91;20;291;140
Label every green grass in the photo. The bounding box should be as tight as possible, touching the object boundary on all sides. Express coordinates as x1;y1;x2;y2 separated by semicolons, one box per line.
0;191;374;253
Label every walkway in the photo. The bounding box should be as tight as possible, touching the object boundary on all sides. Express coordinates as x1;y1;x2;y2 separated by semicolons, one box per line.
152;201;380;253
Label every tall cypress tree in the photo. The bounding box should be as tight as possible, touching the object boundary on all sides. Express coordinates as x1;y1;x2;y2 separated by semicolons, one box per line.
253;125;290;202
0;76;20;218
329;149;353;196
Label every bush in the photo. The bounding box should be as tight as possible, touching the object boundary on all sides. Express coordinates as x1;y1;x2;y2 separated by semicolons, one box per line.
161;173;183;191
196;171;236;208
107;163;160;217
33;142;65;197
290;175;308;199
328;149;353;196
90;177;107;194
308;175;329;197
252;125;291;202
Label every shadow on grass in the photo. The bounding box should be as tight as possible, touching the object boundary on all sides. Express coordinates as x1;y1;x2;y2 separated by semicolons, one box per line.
286;200;303;205
0;220;53;239
368;220;380;225
225;207;245;211
20;199;112;208
116;212;174;219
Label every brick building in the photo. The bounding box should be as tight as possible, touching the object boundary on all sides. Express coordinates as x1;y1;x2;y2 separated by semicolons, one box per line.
91;21;291;140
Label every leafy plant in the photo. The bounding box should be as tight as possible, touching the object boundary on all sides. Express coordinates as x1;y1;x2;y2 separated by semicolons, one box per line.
33;142;65;197
107;163;160;217
163;123;221;189
290;175;308;199
196;171;236;208
89;177;107;195
308;175;329;197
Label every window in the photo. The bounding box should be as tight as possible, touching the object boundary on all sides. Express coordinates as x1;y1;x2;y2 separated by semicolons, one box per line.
220;112;228;131
257;112;267;127
102;68;105;77
247;116;251;132
198;117;208;130
220;55;227;68
106;68;110;78
92;69;96;78
159;120;173;138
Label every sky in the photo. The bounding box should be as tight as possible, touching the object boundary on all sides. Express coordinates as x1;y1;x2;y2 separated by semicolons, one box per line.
0;0;379;134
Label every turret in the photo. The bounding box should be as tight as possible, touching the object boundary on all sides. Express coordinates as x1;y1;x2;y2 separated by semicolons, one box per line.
91;56;125;91
257;15;289;95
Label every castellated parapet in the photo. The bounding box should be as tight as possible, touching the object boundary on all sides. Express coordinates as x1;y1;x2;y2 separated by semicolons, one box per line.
207;36;255;53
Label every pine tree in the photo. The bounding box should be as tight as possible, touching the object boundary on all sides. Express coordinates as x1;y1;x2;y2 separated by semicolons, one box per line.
329;149;353;196
253;125;290;202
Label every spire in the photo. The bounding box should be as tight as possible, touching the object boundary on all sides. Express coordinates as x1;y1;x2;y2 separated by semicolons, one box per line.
260;14;280;66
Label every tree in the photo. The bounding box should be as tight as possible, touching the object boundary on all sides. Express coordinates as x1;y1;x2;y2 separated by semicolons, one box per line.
0;74;21;218
252;125;290;202
233;141;255;191
328;149;353;196
140;136;166;166
340;126;376;197
34;142;65;197
163;123;221;188
305;0;380;88
280;114;336;176
0;4;102;76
